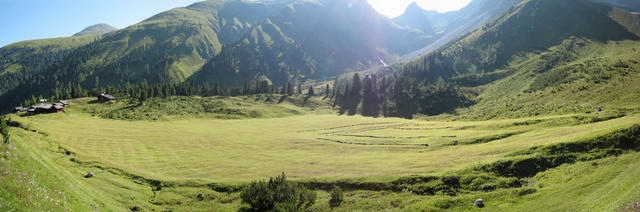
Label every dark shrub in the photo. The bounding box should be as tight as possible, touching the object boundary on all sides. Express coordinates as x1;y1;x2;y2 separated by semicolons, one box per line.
329;187;344;208
241;173;316;210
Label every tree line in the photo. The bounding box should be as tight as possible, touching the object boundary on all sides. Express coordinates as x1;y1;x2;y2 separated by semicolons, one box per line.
17;79;322;108
330;72;473;119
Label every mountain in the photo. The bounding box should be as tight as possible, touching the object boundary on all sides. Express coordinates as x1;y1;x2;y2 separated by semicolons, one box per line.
192;0;433;87
0;0;291;111
3;0;639;115
393;2;438;36
592;0;640;11
0;36;98;100
400;0;638;79
394;0;522;60
373;0;640;117
73;24;118;36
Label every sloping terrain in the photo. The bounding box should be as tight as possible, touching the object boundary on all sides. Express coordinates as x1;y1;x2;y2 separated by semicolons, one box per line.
367;0;640;118
73;24;118;36
192;0;432;87
2;97;640;211
0;0;288;111
395;0;523;60
0;36;98;97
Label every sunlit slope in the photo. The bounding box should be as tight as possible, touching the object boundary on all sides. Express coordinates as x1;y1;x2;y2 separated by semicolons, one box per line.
399;0;638;81
9;98;640;183
0;36;97;94
73;24;118;36
0;0;287;112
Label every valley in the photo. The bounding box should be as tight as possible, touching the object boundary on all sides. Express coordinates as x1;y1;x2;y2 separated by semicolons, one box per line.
2;0;640;211
2;96;640;211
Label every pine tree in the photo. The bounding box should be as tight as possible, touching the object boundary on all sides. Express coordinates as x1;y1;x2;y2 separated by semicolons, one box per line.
297;84;302;95
325;84;330;96
308;86;315;96
362;75;379;117
1;116;10;144
213;82;220;96
287;82;293;96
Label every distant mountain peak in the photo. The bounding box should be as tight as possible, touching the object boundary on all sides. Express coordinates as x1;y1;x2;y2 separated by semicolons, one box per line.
406;2;421;11
73;24;118;36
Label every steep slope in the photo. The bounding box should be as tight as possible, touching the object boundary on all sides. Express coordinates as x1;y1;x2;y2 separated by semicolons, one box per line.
0;36;98;98
592;0;640;11
400;0;638;81
73;24;118;36
72;0;285;84
346;0;640;118
0;0;288;111
392;2;438;36
396;0;523;60
193;0;432;87
459;37;640;119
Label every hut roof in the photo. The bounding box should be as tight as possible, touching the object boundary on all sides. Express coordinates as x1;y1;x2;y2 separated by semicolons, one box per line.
99;94;116;100
36;104;53;109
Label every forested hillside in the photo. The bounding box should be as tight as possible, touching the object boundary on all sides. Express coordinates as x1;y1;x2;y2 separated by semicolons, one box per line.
0;0;288;111
0;0;522;113
330;0;640;118
0;36;98;101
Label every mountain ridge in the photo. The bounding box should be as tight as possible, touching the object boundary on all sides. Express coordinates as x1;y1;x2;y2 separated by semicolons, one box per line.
73;24;118;36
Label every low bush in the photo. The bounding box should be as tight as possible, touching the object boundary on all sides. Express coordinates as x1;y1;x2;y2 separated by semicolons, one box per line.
329;187;343;208
241;173;316;211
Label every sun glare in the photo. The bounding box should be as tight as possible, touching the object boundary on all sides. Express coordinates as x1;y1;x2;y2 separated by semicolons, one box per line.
367;0;473;17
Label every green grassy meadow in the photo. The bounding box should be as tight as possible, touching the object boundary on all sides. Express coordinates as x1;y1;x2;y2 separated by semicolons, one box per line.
2;96;640;211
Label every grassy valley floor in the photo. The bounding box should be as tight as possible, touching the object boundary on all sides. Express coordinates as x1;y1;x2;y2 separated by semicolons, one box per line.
2;96;640;211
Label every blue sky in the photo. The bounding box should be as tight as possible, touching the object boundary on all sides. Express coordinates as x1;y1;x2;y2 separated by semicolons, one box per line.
0;0;471;48
0;0;201;47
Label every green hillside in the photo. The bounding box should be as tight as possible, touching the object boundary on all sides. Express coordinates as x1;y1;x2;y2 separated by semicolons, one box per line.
0;0;288;112
2;0;640;210
73;24;118;36
337;0;640;119
402;0;638;78
0;35;98;97
395;0;522;59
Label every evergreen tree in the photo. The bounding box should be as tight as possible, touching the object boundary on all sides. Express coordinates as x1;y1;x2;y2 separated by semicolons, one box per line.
297;84;302;95
287;82;293;96
211;82;219;96
362;74;379;117
325;84;330;96
1;116;10;144
307;86;315;96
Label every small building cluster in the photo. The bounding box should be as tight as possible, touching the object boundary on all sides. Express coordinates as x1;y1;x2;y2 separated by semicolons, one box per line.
14;100;70;115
